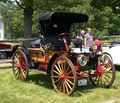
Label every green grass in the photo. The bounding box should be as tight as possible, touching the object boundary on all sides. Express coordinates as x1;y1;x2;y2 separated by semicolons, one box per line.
0;66;120;103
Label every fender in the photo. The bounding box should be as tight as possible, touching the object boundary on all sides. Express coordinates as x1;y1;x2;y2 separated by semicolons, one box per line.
22;46;33;69
11;45;19;57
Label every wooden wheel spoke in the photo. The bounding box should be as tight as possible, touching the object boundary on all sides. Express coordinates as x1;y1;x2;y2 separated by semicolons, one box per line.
15;56;20;64
53;70;60;75
63;82;66;94
103;65;111;71
97;77;100;85
16;70;20;79
105;73;112;79
54;64;62;74
20;71;24;80
59;81;63;92
57;62;63;72
21;62;26;67
66;76;74;79
66;79;74;86
65;80;72;91
17;71;20;79
94;76;100;85
14;67;19;72
100;77;103;85
53;76;60;78
61;61;64;71
65;67;69;72
14;60;18;66
20;68;26;78
63;61;67;71
64;81;69;94
56;80;62;88
93;77;98;83
104;76;110;84
15;69;20;77
54;78;60;83
67;70;73;76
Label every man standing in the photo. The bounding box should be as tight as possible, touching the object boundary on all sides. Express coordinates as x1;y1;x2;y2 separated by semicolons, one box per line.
84;28;93;48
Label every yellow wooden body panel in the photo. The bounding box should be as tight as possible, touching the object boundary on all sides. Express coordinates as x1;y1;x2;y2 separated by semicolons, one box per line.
29;47;68;63
29;47;54;63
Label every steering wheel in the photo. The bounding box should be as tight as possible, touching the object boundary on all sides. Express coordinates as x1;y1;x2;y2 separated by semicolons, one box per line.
59;32;69;51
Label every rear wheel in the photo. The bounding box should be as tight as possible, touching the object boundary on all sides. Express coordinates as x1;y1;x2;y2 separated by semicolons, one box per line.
12;49;28;81
89;53;115;87
51;56;77;95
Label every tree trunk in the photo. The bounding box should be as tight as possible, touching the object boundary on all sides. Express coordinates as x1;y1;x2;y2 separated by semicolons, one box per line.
23;8;33;48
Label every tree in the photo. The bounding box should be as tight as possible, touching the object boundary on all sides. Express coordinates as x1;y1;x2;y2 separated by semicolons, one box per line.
91;0;120;12
15;0;69;47
0;1;18;39
91;0;120;36
14;0;35;47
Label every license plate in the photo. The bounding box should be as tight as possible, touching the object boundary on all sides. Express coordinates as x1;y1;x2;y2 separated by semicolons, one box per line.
78;79;87;86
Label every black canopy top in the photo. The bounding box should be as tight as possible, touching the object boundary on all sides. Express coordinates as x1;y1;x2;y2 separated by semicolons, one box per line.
39;11;89;36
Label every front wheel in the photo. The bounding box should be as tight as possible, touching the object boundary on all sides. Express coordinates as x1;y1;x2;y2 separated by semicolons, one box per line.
12;49;28;81
89;53;115;87
51;56;77;95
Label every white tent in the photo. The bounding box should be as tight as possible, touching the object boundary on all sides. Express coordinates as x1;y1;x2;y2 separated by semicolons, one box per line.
0;21;4;40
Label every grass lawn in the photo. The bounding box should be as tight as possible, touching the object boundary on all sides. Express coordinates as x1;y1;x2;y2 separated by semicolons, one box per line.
0;66;120;103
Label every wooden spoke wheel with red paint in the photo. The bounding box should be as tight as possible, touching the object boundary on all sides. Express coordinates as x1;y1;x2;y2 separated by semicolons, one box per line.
51;56;77;95
89;53;115;87
12;49;28;81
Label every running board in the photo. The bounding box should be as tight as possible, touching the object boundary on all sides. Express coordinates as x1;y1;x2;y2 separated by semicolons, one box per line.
31;69;47;75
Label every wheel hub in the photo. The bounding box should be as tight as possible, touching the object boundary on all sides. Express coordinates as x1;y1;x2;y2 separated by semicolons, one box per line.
59;74;66;80
17;64;21;69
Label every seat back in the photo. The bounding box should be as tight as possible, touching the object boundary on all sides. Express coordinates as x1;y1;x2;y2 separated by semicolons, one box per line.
44;35;70;51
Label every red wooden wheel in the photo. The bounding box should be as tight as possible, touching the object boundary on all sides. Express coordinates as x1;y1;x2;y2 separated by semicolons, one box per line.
12;49;28;81
89;53;115;87
51;56;77;95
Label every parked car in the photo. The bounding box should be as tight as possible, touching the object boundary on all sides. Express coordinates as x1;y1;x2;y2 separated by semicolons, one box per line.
0;43;12;59
104;45;120;65
110;40;120;46
0;41;19;59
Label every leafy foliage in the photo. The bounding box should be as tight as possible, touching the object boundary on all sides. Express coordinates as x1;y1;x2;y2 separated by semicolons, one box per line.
0;0;120;39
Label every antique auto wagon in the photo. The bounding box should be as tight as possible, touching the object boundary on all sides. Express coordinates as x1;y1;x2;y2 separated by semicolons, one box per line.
12;12;115;95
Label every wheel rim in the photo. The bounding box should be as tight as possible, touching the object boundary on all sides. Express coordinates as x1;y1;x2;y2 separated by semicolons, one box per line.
51;57;77;95
90;53;115;87
12;50;28;81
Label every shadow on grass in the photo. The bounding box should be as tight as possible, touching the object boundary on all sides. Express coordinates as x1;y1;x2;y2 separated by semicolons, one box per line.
26;72;97;97
27;73;52;89
73;82;97;97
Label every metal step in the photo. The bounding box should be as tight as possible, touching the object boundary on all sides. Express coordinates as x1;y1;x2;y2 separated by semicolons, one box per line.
31;69;47;75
